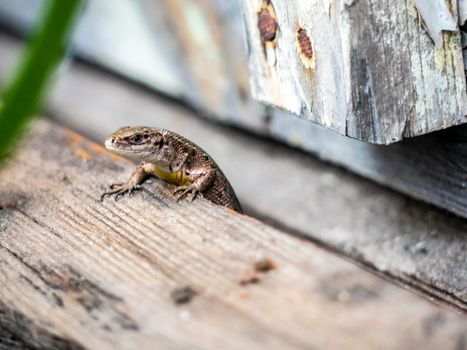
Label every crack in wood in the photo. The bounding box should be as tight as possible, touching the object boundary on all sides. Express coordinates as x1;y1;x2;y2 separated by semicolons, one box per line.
0;244;139;331
0;301;85;350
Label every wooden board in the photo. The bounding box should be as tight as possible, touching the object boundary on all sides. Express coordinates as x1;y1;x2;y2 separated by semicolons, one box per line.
240;0;467;143
1;119;467;349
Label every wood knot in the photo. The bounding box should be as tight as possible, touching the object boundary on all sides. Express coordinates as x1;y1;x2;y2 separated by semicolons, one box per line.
296;28;315;69
258;9;277;41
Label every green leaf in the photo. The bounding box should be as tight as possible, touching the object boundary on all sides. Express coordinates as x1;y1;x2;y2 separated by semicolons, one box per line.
0;0;84;164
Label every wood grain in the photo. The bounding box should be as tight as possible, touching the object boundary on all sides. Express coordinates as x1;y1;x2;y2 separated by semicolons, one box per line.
1;119;467;349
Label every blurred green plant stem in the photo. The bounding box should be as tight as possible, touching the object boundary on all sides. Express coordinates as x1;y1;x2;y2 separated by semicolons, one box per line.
0;0;83;164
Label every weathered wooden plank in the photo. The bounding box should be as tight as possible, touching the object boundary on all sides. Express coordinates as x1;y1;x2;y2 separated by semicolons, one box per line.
1;119;467;349
1;0;466;144
240;0;467;143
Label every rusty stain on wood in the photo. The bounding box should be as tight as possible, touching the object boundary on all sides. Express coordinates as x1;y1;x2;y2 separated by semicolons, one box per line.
253;257;276;272
258;8;277;41
296;27;315;69
256;2;279;68
239;270;260;286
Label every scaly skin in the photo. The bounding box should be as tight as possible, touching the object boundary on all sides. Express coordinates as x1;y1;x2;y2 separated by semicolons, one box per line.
101;126;242;212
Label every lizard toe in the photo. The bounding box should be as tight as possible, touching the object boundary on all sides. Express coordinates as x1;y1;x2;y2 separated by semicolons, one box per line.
189;190;200;202
174;187;191;202
109;182;124;190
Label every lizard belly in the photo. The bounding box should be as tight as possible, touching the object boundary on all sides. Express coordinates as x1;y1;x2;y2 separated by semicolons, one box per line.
152;167;189;186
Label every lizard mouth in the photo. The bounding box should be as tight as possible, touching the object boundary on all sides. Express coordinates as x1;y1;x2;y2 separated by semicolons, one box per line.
104;138;132;154
104;138;119;151
104;138;151;162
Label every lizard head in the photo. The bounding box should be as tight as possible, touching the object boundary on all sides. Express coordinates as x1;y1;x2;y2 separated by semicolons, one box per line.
105;126;173;166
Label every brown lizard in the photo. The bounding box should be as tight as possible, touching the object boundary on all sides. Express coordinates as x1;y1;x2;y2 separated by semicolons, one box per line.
101;126;242;212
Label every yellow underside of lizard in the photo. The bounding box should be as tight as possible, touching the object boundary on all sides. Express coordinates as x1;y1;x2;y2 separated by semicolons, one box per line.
152;167;190;186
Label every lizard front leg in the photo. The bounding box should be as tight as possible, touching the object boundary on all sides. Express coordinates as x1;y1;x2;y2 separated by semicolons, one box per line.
101;161;157;201
173;167;216;202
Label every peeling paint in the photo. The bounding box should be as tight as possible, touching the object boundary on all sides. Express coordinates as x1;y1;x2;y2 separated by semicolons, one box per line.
415;0;457;48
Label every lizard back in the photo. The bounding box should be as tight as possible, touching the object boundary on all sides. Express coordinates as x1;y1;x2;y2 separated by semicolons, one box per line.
162;130;242;213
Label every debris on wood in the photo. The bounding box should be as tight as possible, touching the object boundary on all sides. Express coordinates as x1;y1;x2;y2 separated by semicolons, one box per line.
239;271;260;286
254;257;276;273
239;257;275;285
170;286;197;305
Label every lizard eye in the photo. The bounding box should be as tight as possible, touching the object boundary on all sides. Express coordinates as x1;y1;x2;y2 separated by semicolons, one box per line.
131;134;143;144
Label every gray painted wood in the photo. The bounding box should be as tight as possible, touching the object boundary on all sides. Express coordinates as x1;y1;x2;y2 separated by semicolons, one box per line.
2;120;467;349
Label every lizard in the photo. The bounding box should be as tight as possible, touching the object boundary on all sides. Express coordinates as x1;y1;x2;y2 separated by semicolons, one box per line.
100;126;242;213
